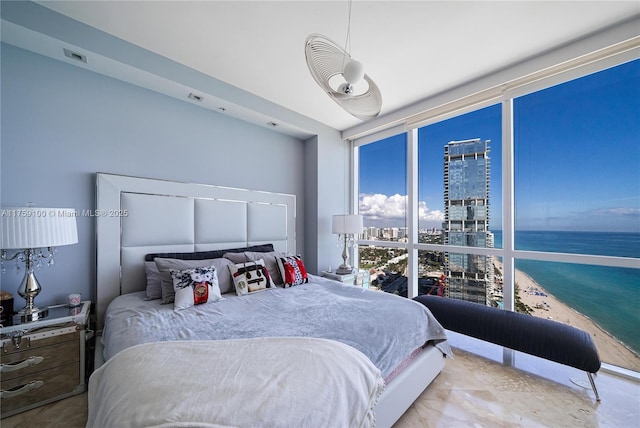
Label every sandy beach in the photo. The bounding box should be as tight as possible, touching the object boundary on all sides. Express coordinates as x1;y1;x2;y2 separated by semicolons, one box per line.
494;260;640;372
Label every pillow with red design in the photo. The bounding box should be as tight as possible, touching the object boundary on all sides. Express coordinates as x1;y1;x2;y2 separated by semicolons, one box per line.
170;266;222;311
276;255;309;287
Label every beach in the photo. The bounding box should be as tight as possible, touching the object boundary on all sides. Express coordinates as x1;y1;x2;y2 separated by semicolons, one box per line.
494;260;640;372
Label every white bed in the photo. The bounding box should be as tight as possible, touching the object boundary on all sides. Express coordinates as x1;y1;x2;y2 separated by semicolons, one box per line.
93;173;450;427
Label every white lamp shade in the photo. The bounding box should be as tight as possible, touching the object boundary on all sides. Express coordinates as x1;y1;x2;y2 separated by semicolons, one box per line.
2;207;78;249
332;214;363;235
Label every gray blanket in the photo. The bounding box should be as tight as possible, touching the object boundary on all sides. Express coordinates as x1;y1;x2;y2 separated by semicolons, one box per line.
102;275;451;379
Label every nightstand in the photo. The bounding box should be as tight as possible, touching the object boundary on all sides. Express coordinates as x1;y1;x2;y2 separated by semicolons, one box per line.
321;270;370;289
0;301;91;418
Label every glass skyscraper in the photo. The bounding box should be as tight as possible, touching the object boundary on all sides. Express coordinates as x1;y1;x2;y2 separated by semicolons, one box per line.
443;139;495;305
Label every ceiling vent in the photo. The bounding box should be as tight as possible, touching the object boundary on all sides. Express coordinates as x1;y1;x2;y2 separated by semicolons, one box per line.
188;93;204;102
63;48;87;63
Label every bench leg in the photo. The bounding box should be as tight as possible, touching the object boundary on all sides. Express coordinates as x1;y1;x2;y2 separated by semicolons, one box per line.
587;372;601;402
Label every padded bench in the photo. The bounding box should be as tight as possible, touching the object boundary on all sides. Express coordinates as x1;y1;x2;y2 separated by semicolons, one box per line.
414;295;601;401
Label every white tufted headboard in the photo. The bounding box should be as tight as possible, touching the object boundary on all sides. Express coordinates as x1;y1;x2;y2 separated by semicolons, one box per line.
95;173;296;330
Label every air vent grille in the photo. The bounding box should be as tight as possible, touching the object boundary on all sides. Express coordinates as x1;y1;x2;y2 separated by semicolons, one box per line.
188;93;204;102
63;48;87;63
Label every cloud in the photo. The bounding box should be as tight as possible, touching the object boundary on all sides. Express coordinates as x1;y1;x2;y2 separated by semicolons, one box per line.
519;206;640;232
418;201;445;222
585;207;640;217
359;193;444;223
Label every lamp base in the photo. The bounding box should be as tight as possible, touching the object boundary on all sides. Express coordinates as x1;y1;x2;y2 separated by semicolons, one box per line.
335;265;354;275
15;306;49;323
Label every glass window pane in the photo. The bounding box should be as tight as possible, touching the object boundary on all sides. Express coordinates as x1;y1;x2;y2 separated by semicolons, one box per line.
514;59;640;257
418;104;502;305
359;245;407;296
358;133;407;241
511;259;640;372
418;104;502;241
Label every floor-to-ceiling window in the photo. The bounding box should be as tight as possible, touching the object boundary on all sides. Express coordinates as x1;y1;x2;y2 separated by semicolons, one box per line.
354;58;639;372
512;59;640;371
418;105;502;305
357;133;409;294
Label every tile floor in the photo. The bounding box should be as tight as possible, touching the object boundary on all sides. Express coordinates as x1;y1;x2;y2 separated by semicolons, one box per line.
3;332;639;427
394;332;640;427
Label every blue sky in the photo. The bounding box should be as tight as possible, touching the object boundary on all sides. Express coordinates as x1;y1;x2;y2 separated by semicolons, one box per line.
359;58;640;233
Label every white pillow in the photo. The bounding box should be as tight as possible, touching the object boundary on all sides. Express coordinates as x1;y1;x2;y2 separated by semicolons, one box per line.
228;259;273;295
155;257;236;303
170;266;223;311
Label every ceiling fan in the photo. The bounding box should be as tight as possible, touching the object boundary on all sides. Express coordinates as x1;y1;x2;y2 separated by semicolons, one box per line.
304;1;382;121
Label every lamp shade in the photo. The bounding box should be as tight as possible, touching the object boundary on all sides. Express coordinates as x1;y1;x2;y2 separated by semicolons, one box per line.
1;208;78;249
332;214;363;235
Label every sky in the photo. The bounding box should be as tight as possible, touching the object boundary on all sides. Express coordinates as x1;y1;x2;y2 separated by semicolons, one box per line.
359;58;640;233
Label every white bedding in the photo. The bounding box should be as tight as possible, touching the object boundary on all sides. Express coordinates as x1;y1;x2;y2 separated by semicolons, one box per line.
87;337;385;428
101;275;452;380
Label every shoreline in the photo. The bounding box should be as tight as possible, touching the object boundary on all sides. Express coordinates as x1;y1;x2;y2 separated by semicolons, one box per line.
494;260;640;372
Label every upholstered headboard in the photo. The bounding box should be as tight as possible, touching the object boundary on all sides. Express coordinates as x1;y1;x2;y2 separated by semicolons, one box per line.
95;173;296;330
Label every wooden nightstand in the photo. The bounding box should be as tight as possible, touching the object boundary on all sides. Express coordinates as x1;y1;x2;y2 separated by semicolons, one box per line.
321;270;370;289
0;301;91;418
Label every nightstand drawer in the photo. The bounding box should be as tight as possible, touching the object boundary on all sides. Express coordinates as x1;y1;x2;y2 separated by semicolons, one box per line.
0;361;80;414
1;334;79;381
1;323;80;353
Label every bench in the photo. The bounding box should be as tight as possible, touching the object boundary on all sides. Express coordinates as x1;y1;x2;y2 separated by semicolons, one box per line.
414;295;601;401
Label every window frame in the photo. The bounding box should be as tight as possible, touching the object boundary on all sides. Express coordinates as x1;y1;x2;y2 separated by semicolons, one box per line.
352;46;639;374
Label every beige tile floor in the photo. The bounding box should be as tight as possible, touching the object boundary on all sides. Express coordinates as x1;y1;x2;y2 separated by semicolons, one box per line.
3;332;639;428
395;332;640;428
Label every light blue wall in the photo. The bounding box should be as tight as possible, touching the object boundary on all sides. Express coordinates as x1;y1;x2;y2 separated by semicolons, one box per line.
0;44;308;307
0;1;351;314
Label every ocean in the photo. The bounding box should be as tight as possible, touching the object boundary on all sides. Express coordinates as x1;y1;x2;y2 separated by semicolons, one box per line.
493;231;640;355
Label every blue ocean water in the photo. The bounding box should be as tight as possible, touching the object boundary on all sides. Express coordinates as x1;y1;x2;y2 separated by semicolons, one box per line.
493;231;640;354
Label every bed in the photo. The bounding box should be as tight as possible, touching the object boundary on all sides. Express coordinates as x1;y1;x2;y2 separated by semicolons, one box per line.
91;173;451;427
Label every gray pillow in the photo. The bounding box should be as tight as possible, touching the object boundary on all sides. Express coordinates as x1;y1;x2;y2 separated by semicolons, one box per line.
144;261;163;300
244;251;284;286
223;252;248;264
154;257;236;303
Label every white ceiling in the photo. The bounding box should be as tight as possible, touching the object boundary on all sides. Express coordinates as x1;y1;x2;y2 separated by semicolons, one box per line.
21;1;640;133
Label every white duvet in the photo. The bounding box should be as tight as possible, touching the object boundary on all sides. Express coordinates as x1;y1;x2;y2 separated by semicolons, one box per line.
87;337;385;428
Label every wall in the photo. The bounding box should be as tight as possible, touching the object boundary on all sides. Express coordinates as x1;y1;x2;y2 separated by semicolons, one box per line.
0;44;307;307
302;133;353;276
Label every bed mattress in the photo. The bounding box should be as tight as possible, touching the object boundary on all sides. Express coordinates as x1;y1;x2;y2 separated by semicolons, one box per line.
102;275;451;379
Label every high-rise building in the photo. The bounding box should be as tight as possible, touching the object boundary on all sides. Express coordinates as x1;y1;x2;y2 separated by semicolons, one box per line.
443;139;495;305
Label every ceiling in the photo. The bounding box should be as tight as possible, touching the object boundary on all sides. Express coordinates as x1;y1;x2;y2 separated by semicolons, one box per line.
8;1;640;134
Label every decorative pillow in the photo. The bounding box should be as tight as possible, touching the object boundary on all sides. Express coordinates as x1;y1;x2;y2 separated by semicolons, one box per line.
244;251;284;286
228;259;273;295
170;266;222;311
223;252;249;264
155;257;236;304
276;255;309;287
144;261;163;300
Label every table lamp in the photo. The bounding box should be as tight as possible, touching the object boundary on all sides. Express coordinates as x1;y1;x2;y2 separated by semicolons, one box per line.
332;214;363;275
1;207;78;322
